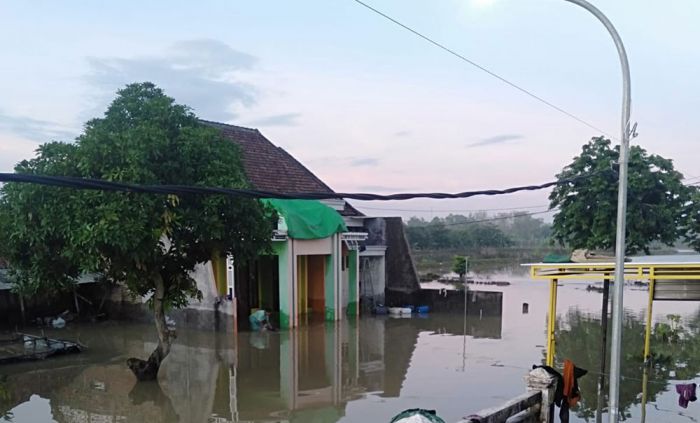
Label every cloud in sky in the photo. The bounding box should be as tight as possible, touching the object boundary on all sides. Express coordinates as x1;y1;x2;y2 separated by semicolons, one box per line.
349;157;380;167
0;111;76;143
356;184;405;193
466;134;523;148
85;39;258;122
307;156;381;167
394;130;411;137
246;113;301;127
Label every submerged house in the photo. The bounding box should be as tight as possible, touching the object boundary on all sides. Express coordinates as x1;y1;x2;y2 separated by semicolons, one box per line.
0;121;420;330
181;121;419;331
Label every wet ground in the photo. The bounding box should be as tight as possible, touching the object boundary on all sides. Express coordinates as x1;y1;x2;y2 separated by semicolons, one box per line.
1;266;700;422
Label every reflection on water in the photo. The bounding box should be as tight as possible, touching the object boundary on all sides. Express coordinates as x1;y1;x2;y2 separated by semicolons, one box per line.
1;279;699;423
557;308;700;422
0;303;504;423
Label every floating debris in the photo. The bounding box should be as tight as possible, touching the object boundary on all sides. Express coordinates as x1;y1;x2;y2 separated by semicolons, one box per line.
0;333;83;365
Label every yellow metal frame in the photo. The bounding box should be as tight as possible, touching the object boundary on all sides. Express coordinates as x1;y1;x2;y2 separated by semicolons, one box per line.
524;261;700;367
643;268;655;363
546;279;558;366
529;262;700;281
641;365;649;423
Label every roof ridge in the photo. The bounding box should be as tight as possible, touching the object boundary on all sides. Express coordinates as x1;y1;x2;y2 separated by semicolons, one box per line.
202;118;364;216
274;146;336;194
198;118;259;133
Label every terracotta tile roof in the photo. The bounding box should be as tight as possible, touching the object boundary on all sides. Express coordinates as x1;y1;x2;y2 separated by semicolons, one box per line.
200;119;363;217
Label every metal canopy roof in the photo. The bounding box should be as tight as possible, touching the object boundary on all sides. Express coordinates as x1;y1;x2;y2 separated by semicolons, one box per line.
521;257;700;370
522;261;700;281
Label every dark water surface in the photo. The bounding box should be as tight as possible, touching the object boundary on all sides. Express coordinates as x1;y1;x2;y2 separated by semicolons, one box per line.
2;267;700;422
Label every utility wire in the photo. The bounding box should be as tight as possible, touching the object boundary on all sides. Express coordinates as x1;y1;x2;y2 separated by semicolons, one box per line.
350;0;613;138
356;203;550;213
0;171;603;202
412;208;556;227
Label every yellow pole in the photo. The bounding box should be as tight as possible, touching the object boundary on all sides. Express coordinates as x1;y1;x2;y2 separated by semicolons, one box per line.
643;269;655;364
640;364;649;423
546;280;553;366
546;278;558;366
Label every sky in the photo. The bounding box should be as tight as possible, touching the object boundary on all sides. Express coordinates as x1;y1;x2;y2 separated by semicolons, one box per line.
1;0;699;220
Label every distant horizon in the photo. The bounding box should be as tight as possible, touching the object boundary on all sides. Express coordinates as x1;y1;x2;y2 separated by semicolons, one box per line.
2;1;698;219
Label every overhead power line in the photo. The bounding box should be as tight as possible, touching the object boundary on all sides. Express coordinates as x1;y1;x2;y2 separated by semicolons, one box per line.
429;208;557;227
356;203;550;213
350;0;613;138
0;171;603;202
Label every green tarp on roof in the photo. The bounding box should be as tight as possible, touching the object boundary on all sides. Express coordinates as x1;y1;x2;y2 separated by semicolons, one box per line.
262;199;347;240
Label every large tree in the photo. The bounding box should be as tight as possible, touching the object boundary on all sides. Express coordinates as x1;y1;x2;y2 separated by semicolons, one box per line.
0;83;274;379
0;143;83;323
683;186;700;252
549;137;688;254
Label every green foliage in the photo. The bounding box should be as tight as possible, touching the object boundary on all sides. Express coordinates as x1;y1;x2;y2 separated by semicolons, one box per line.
549;137;688;254
0;142;83;300
556;310;700;420
405;212;550;251
652;314;683;344
0;375;12;420
682;186;700;252
0;82;274;311
452;256;467;277
490;212;552;247
406;215;512;250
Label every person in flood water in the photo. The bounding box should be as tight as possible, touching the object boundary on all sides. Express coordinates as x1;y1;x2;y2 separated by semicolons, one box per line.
249;309;275;331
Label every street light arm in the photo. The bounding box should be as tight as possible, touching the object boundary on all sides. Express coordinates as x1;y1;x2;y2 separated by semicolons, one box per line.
562;1;631;422
564;0;631;126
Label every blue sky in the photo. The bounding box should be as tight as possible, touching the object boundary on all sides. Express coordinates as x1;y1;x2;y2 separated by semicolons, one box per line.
1;0;698;218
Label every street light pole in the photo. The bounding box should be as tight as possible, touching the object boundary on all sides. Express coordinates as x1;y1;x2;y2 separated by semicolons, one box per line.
561;1;631;422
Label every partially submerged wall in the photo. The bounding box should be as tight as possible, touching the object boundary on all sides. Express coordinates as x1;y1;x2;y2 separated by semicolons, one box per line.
0;282;107;327
383;217;421;305
418;289;503;316
104;262;236;332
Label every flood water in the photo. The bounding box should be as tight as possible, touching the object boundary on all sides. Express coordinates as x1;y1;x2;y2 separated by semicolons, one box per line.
2;262;700;422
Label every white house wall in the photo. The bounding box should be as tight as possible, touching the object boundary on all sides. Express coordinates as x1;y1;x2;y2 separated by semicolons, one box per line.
189;262;236;316
292;238;332;256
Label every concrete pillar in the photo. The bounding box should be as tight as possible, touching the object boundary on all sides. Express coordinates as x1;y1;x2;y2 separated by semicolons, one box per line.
275;241;295;329
525;367;557;423
324;256;335;321
280;330;298;409
347;250;359;316
324;234;342;321
335;235;342;320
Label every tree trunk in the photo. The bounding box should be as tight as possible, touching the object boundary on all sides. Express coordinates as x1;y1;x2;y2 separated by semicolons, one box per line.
19;295;26;326
127;274;172;381
73;286;81;315
97;282;110;314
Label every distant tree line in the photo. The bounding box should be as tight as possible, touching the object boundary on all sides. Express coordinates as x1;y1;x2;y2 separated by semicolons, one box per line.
407;137;700;255
405;212;551;250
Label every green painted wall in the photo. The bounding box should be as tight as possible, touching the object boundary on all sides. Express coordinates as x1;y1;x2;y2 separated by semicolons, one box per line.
274;242;291;328
347;250;358;316
324;255;335;321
